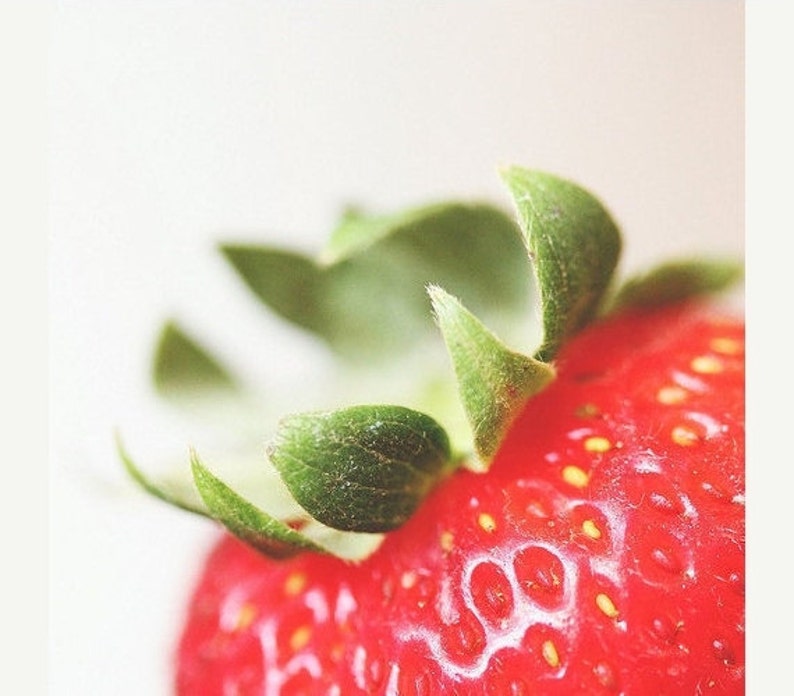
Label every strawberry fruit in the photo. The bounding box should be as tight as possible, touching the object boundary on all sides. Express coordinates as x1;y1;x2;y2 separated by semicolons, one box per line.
122;168;744;694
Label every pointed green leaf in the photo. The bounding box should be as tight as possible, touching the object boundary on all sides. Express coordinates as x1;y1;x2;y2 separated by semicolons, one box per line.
190;451;328;559
501;167;622;362
117;433;208;516
120;435;384;560
607;259;744;312
267;405;453;533
221;203;531;362
153;321;238;399
429;285;556;468
320;204;403;262
219;247;328;336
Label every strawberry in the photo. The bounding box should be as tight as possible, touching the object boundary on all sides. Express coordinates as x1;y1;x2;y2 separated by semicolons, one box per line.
121;168;744;694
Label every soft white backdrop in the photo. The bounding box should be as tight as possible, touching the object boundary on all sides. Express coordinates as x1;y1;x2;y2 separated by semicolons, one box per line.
49;3;745;694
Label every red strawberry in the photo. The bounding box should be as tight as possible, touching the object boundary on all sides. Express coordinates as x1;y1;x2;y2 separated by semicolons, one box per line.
175;304;744;695
121;168;744;694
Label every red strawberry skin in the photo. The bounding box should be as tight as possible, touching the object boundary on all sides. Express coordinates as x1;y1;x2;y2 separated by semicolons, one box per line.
176;303;744;695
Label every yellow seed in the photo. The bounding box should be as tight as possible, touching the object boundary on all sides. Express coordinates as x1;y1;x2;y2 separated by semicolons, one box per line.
542;639;561;668
584;436;612;453
234;602;257;631
478;512;497;533
657;385;688;405
691;355;724;375
709;337;742;356
671;425;700;447
582;519;602;539
596;592;619;618
440;530;454;552
290;625;312;651
284;572;307;597
562;465;590;489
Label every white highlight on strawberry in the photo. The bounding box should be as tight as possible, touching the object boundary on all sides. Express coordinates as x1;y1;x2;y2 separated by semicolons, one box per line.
396;542;583;682
334;585;358;624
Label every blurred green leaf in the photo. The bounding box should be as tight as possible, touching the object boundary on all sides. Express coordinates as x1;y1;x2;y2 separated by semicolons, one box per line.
607;259;744;312
221;203;531;362
153;321;238;399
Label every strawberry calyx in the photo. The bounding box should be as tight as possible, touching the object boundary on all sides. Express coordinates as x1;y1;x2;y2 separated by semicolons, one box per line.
121;166;742;560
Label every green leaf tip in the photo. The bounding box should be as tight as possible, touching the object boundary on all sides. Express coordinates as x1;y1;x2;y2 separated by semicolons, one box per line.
607;258;744;313
120;434;384;561
500;167;622;362
220;202;531;362
428;285;556;469
153;321;238;398
219;245;327;337
190;450;328;559
267;405;454;533
116;432;209;516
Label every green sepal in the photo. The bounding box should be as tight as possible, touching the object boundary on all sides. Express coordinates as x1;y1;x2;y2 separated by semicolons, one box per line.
220;203;530;362
117;433;208;516
120;432;383;560
500;167;622;362
267;405;454;533
428;285;556;469
190;451;327;559
219;247;327;337
153;321;238;399
606;259;744;312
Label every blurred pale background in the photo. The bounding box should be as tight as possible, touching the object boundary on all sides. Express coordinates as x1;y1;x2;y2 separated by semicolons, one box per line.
49;2;743;694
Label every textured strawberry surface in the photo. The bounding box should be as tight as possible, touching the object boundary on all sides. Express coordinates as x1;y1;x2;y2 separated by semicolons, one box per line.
176;303;744;695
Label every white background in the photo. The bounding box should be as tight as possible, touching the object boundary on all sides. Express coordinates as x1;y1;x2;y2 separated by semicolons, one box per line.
3;0;784;692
